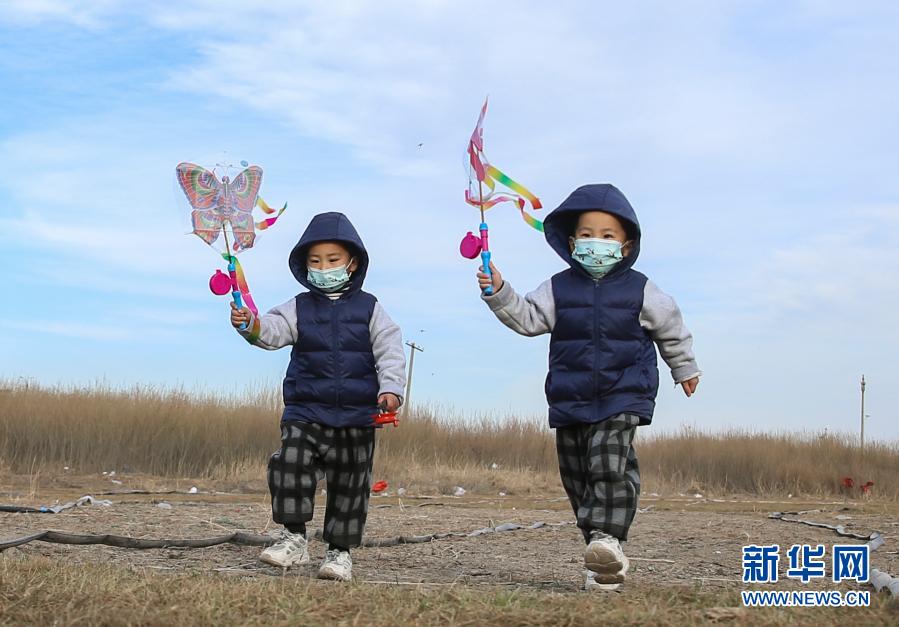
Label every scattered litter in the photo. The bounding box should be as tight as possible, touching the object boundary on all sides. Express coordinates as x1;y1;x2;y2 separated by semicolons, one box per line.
102;472;108;476
788;493;793;498
108;471;116;477
647;492;660;497
188;487;198;494
693;494;703;499
769;512;880;542
397;488;406;497
372;481;388;494
110;479;123;485
835;514;852;521
453;486;466;497
320;489;327;495
157;502;173;510
63;466;69;471
490;462;499;470
499;492;507;497
0;495;112;514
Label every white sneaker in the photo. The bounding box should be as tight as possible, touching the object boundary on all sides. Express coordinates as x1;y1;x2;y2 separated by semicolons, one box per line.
585;569;621;592
259;529;309;568
317;549;352;581
584;534;629;584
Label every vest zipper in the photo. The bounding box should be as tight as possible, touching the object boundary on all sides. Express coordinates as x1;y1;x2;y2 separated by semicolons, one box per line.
593;281;600;417
331;299;341;408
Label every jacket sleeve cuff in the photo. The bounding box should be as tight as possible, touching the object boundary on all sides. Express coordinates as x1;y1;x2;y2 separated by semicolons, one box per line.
672;367;702;384
481;281;512;311
378;388;405;406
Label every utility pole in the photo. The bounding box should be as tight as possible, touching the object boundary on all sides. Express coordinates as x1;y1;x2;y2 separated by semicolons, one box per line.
860;375;866;451
404;341;424;417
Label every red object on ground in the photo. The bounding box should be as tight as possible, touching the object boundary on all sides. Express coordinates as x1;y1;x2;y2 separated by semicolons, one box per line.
372;481;388;493
372;411;399;427
841;477;854;489
860;481;874;494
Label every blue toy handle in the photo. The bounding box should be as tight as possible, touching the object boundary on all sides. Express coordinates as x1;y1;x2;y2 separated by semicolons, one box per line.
481;249;493;296
479;222;493;296
228;258;247;330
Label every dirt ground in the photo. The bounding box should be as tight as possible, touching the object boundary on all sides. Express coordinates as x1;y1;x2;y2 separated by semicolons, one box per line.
2;477;897;596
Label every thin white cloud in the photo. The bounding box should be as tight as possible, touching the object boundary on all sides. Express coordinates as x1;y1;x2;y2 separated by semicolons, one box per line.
729;207;899;330
0;0;121;28
0;318;131;341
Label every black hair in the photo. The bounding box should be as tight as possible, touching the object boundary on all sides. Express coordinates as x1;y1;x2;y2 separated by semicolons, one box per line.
569;210;637;240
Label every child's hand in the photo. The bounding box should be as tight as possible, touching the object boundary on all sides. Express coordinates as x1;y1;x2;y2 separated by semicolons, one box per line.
230;302;252;329
378;393;401;413
680;377;699;397
476;261;503;293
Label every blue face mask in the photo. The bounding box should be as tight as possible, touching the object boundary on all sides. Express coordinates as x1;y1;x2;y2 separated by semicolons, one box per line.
571;238;624;278
307;264;352;292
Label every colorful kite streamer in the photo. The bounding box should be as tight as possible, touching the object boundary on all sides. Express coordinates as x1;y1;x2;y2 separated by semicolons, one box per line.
460;99;543;295
464;98;544;231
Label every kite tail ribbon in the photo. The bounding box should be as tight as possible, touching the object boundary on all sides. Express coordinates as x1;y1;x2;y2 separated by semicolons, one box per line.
221;253;259;322
255;197;287;231
484;164;544;232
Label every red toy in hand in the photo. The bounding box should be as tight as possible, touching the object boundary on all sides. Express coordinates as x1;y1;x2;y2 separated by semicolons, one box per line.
372;411;399;428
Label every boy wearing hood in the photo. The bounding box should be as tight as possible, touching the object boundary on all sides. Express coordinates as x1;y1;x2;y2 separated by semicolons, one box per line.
231;212;406;582
476;184;700;591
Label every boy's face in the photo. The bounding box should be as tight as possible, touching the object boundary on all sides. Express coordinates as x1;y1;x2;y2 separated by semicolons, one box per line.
307;241;358;272
569;211;633;257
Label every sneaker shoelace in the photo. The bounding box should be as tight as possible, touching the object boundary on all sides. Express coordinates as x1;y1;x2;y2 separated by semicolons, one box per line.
325;549;350;566
278;531;304;554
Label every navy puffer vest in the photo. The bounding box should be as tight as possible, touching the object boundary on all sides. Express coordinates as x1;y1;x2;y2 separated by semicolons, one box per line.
282;291;379;427
547;267;658;428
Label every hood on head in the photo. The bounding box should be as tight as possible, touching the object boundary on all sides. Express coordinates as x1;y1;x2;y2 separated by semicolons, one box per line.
542;184;641;277
288;212;369;294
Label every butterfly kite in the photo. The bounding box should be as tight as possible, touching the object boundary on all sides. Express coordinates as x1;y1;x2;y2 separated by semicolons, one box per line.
459;98;543;295
176;161;286;322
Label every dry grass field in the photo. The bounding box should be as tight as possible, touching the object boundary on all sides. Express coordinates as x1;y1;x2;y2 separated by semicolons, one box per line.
1;381;897;499
2;382;898;625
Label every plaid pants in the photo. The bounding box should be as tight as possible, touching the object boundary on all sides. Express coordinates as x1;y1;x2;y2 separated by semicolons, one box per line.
555;413;641;542
267;422;375;548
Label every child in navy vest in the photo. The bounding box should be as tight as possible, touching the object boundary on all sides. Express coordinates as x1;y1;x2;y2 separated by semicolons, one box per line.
476;184;700;591
231;212;406;582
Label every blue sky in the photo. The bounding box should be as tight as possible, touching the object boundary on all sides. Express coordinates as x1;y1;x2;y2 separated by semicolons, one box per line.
2;1;898;440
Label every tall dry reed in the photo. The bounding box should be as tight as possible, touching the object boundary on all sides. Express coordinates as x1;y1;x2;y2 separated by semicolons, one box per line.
1;381;896;497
